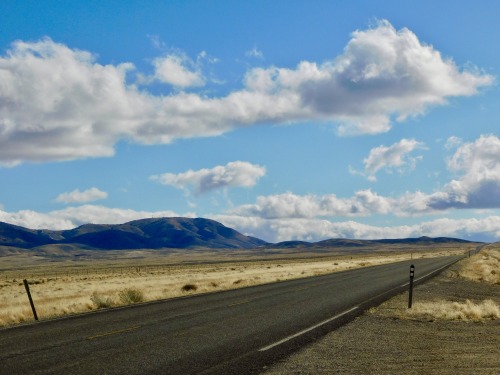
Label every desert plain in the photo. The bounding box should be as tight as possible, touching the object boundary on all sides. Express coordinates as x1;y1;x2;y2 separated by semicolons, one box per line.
0;242;481;327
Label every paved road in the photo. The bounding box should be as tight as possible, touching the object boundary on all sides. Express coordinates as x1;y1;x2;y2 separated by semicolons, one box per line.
0;255;462;375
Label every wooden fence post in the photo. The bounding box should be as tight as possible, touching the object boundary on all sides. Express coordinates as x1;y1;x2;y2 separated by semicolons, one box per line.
23;279;39;321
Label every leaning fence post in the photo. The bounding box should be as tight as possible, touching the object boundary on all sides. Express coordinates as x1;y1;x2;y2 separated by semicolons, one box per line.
23;279;39;321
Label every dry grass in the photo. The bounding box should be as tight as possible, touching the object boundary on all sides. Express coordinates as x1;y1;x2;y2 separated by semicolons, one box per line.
405;299;499;322
446;247;499;284
0;246;474;327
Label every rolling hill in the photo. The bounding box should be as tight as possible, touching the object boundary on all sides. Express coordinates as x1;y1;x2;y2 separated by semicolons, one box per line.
0;218;267;250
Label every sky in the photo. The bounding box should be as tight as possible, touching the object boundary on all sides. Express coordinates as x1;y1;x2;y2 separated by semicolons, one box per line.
1;0;500;243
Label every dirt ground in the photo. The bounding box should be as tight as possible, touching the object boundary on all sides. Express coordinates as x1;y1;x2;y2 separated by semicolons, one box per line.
263;251;499;375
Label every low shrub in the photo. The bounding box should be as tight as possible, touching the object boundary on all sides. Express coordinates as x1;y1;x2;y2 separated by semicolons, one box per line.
90;292;116;309
181;284;197;292
118;288;145;304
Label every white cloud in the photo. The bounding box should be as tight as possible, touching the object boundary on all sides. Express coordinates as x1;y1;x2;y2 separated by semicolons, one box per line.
55;187;108;204
0;38;144;165
232;135;500;218
151;161;266;195
384;135;500;213
242;19;493;136
0;21;492;165
232;190;393;219
426;134;500;210
228;134;500;218
362;138;425;181
152;53;205;87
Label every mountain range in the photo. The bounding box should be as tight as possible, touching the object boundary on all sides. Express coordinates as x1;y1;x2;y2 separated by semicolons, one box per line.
0;217;474;251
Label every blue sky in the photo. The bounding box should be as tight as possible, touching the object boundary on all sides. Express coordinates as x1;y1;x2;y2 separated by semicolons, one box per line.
1;0;500;242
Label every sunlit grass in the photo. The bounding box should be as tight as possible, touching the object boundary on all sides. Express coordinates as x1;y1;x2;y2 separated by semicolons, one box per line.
446;247;499;285
405;299;499;322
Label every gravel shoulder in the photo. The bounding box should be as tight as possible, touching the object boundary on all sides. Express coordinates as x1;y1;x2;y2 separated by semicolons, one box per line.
263;252;499;374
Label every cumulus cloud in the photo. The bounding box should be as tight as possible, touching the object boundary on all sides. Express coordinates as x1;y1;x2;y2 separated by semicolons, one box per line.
384;135;500;213
150;161;266;195
426;134;500;210
361;138;425;181
233;190;393;219
226;135;500;221
228;134;500;220
243;19;493;136
152;53;205;87
0;38;143;165
0;20;493;165
55;187;108;204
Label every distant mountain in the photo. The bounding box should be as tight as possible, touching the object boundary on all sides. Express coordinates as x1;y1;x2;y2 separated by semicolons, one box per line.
271;236;474;249
0;218;268;250
370;236;473;245
271;240;313;248
0;218;477;251
0;222;58;248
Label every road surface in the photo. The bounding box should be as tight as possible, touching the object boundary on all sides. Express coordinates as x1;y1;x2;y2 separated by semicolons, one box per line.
0;255;462;374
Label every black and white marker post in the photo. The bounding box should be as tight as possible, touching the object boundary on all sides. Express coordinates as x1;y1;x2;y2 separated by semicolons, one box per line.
408;264;415;309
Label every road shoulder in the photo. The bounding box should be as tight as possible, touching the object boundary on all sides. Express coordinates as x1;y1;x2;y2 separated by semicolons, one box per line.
262;251;499;374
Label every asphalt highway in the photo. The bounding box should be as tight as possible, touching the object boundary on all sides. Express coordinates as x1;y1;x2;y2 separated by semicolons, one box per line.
0;255;463;374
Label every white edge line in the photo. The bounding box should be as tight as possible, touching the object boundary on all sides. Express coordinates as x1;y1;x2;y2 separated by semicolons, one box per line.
415;261;456;282
259;259;457;353
258;306;359;352
403;260;457;287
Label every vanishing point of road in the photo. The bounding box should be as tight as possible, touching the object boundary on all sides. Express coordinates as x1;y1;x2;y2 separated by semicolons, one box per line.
0;255;463;374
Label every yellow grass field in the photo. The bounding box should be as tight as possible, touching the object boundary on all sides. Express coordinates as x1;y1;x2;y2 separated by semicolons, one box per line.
0;244;477;327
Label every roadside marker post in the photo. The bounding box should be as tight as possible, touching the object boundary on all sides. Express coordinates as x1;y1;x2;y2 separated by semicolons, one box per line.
23;279;39;321
408;265;415;309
